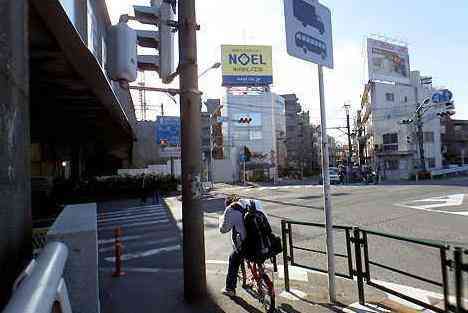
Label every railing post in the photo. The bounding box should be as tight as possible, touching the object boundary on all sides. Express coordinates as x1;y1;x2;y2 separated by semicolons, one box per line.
288;223;294;264
353;227;365;305
440;247;450;313
454;248;463;313
281;220;290;292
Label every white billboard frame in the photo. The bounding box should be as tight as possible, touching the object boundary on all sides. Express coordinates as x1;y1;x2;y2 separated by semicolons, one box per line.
367;38;410;84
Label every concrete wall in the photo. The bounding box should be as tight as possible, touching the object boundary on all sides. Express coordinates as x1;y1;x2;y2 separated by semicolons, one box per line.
133;121;160;167
48;203;99;313
0;0;32;308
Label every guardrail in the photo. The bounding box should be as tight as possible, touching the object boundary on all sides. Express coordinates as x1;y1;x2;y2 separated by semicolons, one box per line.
431;166;468;177
281;219;465;313
360;228;450;313
2;242;72;313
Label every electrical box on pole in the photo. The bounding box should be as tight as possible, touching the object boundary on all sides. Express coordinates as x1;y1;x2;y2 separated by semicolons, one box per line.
133;0;175;83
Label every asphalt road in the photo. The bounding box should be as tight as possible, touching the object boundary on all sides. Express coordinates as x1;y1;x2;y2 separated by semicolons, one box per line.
96;178;468;310
205;178;468;294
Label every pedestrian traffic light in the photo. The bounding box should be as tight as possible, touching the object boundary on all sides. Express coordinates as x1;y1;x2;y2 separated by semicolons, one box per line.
243;146;251;162
406;136;412;144
238;117;253;124
133;0;175;83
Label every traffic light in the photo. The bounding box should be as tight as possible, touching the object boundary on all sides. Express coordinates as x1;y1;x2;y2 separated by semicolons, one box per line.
437;101;455;118
238;116;253;124
400;119;413;125
406;136;412;144
243;146;251;162
437;111;456;118
133;0;175;83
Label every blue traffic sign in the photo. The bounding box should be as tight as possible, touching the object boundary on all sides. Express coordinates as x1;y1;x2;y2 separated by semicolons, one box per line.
432;89;453;104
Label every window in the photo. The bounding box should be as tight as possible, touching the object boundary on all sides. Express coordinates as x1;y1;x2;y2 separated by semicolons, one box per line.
403;96;408;103
386;159;399;170
102;36;107;71
385;93;395;102
59;0;75;25
423;132;434;143
383;133;398;152
250;130;263;140
427;158;436;169
87;0;99;57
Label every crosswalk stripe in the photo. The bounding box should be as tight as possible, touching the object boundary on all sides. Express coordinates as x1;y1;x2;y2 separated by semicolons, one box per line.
99;233;150;245
98;206;165;218
98;211;167;223
99;219;170;231
99;237;178;253
104;244;181;262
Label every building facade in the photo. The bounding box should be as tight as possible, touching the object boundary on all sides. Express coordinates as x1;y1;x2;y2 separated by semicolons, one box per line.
1;0;138;307
282;94;319;176
356;71;443;179
441;119;468;166
223;90;286;179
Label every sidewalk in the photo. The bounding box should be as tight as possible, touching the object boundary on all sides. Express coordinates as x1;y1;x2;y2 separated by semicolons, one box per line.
97;197;404;313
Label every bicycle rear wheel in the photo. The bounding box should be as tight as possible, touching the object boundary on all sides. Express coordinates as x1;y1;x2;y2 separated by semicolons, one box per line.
258;273;275;313
238;259;247;288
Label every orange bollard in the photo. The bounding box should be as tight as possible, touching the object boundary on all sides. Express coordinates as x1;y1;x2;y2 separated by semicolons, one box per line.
113;227;125;277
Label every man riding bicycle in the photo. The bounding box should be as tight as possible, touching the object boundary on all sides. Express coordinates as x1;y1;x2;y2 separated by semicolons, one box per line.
219;194;268;297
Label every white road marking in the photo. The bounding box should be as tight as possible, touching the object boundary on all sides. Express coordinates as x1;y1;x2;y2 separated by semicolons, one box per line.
279;289;308;301
105;244;180;262
99;219;170;231
99;233;152;245
98;211;167;223
98;206;165;218
99;237;178;253
397;194;467;216
257;185;321;191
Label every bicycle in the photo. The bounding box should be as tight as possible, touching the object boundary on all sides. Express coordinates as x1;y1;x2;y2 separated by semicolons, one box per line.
238;257;277;313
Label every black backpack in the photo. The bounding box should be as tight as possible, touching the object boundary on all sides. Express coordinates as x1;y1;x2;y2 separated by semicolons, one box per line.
239;201;282;263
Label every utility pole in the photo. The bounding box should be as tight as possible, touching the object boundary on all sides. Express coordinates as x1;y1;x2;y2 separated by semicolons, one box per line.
414;85;426;173
178;0;207;302
160;103;165;116
344;104;353;183
416;110;427;172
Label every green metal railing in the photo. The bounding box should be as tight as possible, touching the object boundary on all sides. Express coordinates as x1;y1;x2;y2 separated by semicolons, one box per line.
281;219;465;313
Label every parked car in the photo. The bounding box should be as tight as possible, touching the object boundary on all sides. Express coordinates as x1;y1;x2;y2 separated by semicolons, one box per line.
319;167;340;185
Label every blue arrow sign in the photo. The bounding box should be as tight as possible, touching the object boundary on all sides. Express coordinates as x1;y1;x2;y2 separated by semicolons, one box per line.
432;89;453;103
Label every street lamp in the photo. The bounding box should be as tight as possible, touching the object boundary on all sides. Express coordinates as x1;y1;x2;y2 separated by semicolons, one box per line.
198;62;221;78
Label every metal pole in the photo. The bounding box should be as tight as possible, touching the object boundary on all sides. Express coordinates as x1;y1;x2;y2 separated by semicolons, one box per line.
243;159;246;185
271;92;278;184
345;104;352;183
318;65;336;302
209;119;214;182
178;0;207;302
417;112;427;172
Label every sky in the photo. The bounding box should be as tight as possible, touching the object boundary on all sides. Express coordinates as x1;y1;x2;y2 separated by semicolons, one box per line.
106;0;468;143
